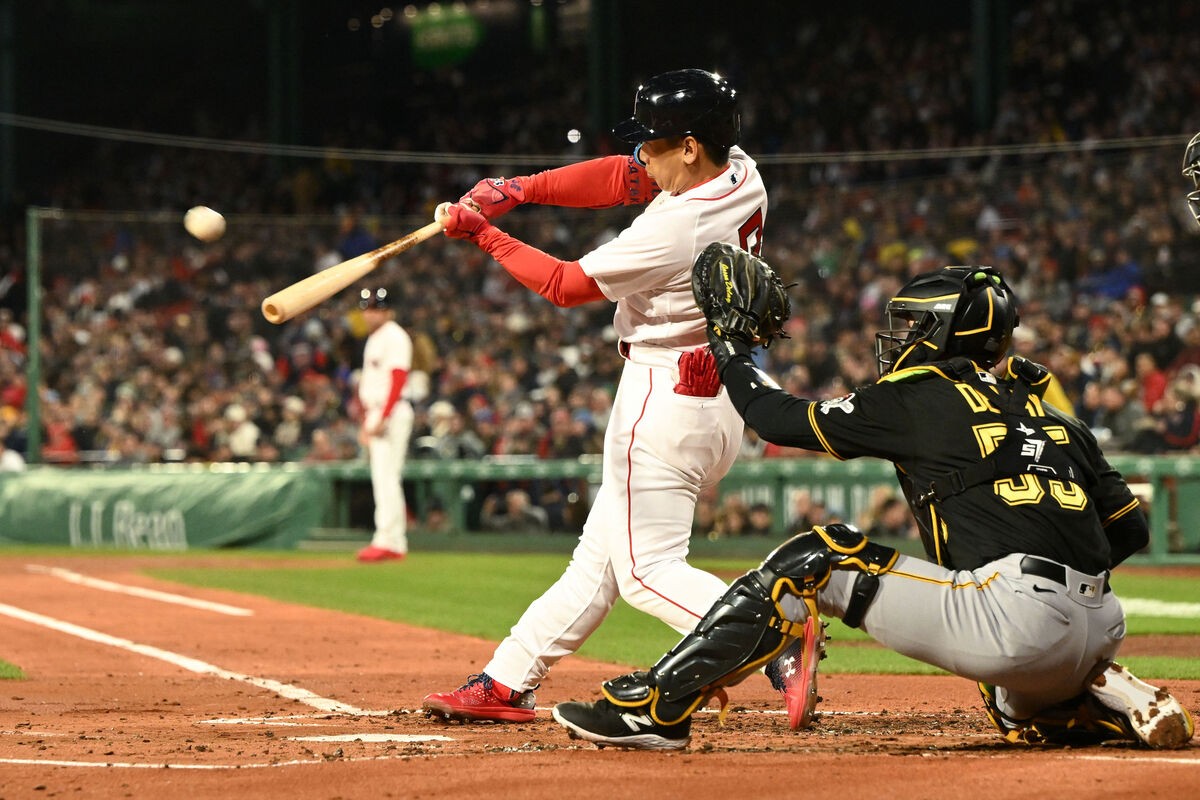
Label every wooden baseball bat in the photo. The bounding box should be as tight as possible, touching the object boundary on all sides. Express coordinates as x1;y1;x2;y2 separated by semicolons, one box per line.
261;219;444;324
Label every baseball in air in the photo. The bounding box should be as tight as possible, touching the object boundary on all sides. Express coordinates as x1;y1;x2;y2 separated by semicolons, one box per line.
184;206;226;242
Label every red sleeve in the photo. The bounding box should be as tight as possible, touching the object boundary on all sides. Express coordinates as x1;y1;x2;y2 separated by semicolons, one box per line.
475;227;606;307
381;368;408;419
524;155;659;208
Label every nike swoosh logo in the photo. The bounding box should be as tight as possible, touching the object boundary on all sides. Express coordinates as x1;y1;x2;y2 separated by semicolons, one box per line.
1031;585;1056;593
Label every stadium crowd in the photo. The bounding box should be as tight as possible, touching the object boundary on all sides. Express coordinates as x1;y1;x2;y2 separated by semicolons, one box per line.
3;1;1200;535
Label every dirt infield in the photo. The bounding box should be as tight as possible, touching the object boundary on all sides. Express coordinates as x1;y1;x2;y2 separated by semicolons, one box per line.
0;554;1196;800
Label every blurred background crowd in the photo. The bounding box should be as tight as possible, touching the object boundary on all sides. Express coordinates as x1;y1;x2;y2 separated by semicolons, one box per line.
2;0;1200;538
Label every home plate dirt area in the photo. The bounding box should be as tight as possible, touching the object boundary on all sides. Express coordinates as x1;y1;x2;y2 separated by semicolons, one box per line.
0;554;1196;800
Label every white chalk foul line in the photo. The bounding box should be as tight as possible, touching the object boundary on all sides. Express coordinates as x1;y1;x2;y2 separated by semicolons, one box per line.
290;734;453;743
0;602;388;717
24;564;253;617
1120;597;1200;618
1074;754;1200;766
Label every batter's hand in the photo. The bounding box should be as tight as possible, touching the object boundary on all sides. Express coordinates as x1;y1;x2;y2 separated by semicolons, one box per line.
460;177;528;220
436;201;492;240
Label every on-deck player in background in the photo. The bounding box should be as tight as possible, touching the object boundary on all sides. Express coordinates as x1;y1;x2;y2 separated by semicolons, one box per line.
553;253;1195;751
422;68;807;723
355;287;414;563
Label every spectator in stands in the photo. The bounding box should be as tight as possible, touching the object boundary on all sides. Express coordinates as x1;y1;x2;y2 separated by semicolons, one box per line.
745;502;774;537
1140;379;1200;453
709;494;750;540
0;422;25;471
864;496;917;540
479;489;550;533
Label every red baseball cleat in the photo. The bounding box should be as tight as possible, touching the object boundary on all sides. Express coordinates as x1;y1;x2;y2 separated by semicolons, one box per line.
356;545;406;563
765;614;828;730
423;674;536;723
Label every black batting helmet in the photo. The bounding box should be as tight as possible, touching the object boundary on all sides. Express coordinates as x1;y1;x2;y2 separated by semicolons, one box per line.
875;266;1019;377
612;68;740;148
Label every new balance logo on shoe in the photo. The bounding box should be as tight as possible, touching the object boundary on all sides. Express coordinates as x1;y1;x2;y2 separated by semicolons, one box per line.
620;713;655;732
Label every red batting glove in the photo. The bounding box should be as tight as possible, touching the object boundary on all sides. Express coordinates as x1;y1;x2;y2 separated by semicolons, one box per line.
460;177;528;220
440;202;492;240
674;347;722;397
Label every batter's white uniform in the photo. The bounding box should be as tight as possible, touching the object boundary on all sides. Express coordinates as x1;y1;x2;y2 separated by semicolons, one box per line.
359;319;414;554
485;147;767;689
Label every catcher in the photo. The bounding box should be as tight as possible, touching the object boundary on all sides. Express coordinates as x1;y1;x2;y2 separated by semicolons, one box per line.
552;243;1195;751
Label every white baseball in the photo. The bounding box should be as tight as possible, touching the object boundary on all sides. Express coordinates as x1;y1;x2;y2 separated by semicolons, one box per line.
184;206;226;242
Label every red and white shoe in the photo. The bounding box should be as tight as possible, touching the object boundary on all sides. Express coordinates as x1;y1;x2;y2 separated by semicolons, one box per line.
423;674;536;723
764;615;828;730
356;545;406;563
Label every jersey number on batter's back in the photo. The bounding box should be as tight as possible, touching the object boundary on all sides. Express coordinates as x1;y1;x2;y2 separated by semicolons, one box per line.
738;209;765;256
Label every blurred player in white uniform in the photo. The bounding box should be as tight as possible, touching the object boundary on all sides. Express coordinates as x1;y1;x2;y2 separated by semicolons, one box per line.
423;69;778;721
356;287;413;563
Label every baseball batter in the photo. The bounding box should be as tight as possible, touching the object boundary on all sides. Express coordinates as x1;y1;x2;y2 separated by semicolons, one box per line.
355;288;413;563
554;256;1194;751
422;69;777;722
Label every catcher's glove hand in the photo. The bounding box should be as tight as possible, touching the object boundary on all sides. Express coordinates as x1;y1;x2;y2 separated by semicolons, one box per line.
692;242;791;349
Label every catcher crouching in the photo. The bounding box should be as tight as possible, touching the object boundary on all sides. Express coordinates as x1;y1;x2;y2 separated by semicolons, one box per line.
551;243;1195;751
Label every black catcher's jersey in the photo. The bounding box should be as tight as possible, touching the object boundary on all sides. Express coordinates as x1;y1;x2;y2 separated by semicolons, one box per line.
723;356;1148;574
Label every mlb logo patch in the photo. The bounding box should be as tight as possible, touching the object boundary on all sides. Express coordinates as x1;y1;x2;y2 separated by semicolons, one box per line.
1077;582;1098;598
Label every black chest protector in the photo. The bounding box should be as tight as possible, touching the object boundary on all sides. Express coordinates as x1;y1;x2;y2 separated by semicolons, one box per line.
911;357;1090;508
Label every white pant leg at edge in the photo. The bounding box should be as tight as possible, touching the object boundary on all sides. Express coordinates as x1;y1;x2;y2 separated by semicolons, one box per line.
367;403;413;553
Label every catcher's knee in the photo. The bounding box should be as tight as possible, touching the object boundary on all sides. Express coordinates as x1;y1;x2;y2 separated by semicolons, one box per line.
758;523;898;629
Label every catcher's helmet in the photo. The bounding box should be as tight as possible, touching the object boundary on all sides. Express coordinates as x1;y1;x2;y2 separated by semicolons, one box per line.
1182;132;1200;226
875;266;1019;377
359;287;389;310
612;68;740;148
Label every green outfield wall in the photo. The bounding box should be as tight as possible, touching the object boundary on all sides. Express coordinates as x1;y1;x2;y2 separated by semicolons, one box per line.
0;456;1197;562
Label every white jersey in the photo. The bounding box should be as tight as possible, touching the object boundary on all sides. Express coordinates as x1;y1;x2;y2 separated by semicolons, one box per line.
359;319;413;413
578;146;767;348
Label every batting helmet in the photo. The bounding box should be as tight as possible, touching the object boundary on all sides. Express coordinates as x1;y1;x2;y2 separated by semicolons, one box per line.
612;69;740;148
875;266;1019;377
1182;132;1200;226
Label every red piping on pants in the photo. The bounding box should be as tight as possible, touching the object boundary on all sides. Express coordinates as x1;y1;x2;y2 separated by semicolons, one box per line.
624;369;703;621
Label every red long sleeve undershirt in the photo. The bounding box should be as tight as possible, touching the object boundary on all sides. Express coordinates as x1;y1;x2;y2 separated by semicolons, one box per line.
380;368;408;420
522;154;659;208
473;227;605;307
466;155;659;307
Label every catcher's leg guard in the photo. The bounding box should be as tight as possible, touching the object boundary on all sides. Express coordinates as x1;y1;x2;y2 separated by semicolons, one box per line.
614;524;897;724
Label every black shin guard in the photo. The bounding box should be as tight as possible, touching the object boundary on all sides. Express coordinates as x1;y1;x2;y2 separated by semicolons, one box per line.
633;525;897;712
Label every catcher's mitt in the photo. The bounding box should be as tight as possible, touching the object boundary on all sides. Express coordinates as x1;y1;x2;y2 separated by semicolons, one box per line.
691;242;791;347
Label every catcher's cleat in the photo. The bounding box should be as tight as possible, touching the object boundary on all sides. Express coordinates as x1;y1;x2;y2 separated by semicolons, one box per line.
552;698;691;751
764;615;827;730
422;674;536;723
979;665;1196;750
1087;662;1195;749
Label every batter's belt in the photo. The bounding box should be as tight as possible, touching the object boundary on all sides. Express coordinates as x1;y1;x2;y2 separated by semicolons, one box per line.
1020;555;1110;604
618;340;695;370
